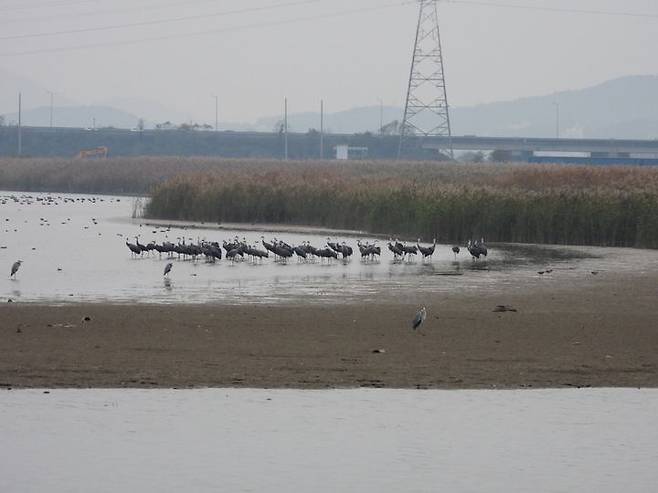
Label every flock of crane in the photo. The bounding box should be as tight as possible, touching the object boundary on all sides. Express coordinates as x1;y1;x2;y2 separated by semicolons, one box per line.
123;234;490;272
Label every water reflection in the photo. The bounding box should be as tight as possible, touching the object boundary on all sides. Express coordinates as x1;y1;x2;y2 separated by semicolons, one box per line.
1;388;656;493
1;191;657;305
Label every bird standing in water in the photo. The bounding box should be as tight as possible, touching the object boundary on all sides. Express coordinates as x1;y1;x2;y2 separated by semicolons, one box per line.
163;262;173;277
412;306;427;330
10;260;22;279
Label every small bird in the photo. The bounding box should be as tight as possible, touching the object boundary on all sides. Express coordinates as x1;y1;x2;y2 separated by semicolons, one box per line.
412;306;427;330
163;263;173;277
10;260;22;278
452;246;460;259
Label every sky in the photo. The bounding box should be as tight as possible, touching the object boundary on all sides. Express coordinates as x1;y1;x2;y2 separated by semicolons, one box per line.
1;0;658;124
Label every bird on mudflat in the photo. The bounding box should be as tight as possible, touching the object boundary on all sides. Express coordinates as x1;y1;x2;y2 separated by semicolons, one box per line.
163;262;173;277
412;306;427;330
10;260;22;279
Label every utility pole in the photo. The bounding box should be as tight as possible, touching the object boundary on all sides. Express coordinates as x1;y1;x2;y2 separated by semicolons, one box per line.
554;102;560;138
47;90;55;128
378;98;383;136
284;97;288;161
17;92;22;157
320;99;324;159
399;0;453;159
212;95;219;131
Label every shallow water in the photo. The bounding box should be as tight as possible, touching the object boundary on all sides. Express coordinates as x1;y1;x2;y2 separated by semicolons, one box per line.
1;191;656;304
1;388;657;492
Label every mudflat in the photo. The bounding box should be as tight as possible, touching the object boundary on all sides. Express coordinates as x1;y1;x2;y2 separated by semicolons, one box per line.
1;272;657;390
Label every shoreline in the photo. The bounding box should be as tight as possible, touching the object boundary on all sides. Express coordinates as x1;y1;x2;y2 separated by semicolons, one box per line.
2;272;657;391
131;217;374;238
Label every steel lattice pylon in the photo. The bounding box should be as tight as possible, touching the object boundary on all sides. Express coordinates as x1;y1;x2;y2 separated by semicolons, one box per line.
399;0;453;159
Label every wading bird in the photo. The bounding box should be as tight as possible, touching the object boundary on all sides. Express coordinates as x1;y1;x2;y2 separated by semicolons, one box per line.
452;246;460;259
163;262;173;277
10;260;22;278
417;238;436;261
412;306;427;330
388;239;404;261
126;239;141;257
467;239;488;261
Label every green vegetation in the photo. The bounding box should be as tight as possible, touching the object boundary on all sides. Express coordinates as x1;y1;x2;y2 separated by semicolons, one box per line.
145;161;658;249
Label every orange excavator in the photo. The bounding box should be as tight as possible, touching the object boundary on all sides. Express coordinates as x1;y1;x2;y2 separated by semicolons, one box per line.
75;146;108;159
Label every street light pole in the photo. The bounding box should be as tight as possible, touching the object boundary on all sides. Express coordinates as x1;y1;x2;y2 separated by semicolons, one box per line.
47;90;55;128
554;102;560;138
320;99;324;160
212;95;219;131
17;92;22;157
378;98;383;135
284;97;288;161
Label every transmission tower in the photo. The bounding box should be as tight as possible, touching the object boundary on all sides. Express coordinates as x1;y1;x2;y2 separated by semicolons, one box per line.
399;0;453;159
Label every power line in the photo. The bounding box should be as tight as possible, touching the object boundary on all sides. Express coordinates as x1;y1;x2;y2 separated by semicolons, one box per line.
0;0;324;41
0;0;415;57
445;0;658;19
0;0;106;13
0;0;267;24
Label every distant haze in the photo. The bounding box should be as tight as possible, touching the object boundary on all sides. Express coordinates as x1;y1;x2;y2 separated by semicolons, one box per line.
1;0;657;127
4;75;658;140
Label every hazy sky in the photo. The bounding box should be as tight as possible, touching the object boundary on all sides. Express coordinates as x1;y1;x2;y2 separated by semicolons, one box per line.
1;0;658;123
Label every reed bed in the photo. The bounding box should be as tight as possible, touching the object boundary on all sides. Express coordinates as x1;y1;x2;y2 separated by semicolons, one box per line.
145;161;658;249
0;157;253;195
1;157;656;247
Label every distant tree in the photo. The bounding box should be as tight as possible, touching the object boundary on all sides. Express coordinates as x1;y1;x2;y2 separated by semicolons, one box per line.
0;115;5;127
156;121;175;130
399;122;417;136
179;122;202;131
273;120;288;134
307;128;319;136
380;120;400;136
489;149;513;162
460;151;485;163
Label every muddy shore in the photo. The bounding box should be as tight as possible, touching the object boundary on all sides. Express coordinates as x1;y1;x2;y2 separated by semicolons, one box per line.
1;270;656;390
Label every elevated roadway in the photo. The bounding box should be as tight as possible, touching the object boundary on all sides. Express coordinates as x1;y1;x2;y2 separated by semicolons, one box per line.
424;135;658;157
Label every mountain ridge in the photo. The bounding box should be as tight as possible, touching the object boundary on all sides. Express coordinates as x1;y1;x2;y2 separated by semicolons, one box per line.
2;72;657;139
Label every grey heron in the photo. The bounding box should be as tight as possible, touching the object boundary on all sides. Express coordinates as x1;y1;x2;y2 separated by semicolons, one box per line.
163;263;173;276
10;260;22;278
412;306;427;330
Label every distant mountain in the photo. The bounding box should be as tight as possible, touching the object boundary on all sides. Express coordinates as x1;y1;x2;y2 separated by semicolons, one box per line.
253;106;402;134
451;75;658;139
2;69;657;138
0;68;77;116
3;105;144;129
95;97;189;127
254;75;658;139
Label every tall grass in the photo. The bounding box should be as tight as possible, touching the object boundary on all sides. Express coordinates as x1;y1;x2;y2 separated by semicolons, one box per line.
145;162;658;249
2;157;656;248
0;157;291;195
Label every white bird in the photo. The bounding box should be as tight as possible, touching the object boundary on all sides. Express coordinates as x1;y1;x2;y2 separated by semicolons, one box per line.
412;306;427;330
10;260;22;278
163;262;173;277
